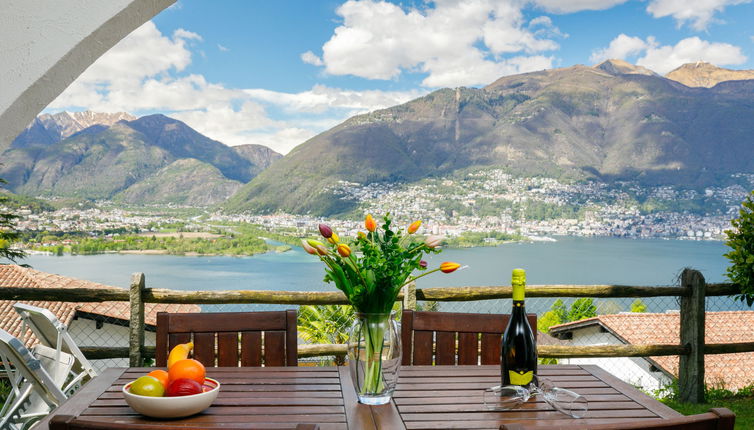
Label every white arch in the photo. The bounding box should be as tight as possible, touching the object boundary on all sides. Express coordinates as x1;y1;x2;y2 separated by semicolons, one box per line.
0;0;175;151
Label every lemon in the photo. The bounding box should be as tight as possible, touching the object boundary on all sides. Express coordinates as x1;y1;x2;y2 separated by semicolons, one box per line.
129;375;165;397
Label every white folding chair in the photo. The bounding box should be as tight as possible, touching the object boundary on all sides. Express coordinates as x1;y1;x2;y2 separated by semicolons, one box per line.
14;303;98;394
0;329;70;430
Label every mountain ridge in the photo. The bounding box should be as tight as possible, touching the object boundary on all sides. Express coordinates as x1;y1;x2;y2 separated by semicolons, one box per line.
1;113;282;206
225;61;754;215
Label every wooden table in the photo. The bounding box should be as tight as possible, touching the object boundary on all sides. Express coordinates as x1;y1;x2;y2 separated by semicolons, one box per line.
36;365;682;429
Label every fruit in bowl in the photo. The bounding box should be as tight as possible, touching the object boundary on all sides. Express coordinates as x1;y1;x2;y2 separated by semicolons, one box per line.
123;377;220;418
123;343;219;418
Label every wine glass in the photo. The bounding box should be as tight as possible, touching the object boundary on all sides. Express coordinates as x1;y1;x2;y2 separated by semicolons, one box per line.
482;377;588;419
536;377;589;419
482;384;532;411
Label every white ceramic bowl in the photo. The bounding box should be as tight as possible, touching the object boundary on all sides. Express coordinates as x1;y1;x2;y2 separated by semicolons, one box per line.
122;377;220;418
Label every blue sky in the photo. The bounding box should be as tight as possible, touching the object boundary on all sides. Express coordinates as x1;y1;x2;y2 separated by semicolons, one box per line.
49;0;754;154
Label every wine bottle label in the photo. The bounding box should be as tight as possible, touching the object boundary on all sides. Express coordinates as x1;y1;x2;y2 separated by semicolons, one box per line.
508;370;533;385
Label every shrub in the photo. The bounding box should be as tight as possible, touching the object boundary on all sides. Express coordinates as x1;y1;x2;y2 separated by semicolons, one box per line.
724;190;754;306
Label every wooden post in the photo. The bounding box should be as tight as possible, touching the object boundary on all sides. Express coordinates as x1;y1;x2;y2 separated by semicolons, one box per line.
403;281;417;310
129;272;146;367
679;268;705;403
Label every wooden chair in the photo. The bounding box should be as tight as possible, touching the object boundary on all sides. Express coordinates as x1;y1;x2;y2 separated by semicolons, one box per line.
50;415;320;429
155;310;298;367
499;407;735;430
401;310;537;365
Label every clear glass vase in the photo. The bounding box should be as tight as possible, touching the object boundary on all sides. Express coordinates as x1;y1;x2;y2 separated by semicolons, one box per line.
347;311;402;405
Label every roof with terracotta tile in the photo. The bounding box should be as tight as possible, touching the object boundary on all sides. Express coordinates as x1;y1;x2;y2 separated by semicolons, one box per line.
549;311;754;390
0;265;199;346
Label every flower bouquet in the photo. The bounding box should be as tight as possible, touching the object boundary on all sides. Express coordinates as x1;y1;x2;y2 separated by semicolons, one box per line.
303;213;460;404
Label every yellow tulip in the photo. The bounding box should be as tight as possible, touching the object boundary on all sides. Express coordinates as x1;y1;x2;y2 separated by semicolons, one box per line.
408;220;422;234
327;232;340;244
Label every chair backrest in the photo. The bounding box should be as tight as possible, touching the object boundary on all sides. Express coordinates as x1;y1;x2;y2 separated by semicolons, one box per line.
401;310;537;365
499;408;735;430
155;310;298;367
0;329;69;429
49;414;320;430
14;303;98;384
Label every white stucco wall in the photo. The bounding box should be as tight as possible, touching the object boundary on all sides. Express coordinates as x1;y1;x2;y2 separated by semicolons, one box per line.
0;0;175;151
557;325;674;394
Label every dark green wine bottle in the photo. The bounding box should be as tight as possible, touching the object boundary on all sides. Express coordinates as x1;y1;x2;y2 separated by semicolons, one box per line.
501;268;537;386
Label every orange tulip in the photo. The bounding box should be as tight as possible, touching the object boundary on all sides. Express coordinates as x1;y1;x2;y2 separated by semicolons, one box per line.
357;231;367;240
365;214;377;232
440;262;461;273
408;220;422;234
337;243;351;257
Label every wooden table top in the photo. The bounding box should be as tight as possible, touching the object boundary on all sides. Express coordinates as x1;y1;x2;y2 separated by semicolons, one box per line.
36;365;682;430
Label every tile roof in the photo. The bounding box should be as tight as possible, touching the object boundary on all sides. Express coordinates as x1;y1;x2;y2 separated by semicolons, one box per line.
0;265;199;346
550;311;754;390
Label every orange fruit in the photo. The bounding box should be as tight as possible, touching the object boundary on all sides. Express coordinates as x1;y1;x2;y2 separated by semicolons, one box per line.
168;359;205;385
147;369;169;389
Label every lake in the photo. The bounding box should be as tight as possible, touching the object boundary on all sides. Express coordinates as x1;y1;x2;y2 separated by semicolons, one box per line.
22;236;740;314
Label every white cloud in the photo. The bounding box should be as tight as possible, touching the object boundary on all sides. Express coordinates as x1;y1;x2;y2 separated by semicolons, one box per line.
313;0;560;87
638;37;746;74
646;0;751;31
301;50;324;66
533;0;628;13
589;34;649;63
590;35;746;74
218;44;229;52
48;21;424;155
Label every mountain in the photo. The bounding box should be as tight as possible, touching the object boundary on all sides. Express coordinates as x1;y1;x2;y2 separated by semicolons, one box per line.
12;111;136;148
595;59;656;77
1;113;281;205
114;158;242;206
233;144;283;176
665;62;754;88
225;60;754;215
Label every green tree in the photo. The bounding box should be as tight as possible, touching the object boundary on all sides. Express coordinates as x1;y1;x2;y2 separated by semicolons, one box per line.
537;310;562;334
567;298;597;322
0;178;26;264
724;190;754;306
630;299;648;313
538;299;568;333
297;305;355;365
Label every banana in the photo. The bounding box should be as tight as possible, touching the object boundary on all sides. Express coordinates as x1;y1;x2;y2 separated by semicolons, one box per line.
167;341;193;369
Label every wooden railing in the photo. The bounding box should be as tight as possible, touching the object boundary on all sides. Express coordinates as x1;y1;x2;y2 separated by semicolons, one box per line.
2;268;753;403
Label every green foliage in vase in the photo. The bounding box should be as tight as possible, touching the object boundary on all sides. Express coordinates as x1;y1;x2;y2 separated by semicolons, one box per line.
724;190;754;306
306;214;459;314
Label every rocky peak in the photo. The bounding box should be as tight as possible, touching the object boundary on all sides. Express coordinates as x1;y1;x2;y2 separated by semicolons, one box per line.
665;62;754;88
595;59;656;76
37;110;136;140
